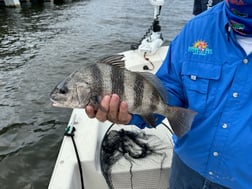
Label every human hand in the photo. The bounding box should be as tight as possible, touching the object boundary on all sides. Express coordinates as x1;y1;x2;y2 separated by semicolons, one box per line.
85;94;132;124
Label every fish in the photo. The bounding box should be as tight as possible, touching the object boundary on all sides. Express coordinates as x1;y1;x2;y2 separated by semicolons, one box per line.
50;54;197;137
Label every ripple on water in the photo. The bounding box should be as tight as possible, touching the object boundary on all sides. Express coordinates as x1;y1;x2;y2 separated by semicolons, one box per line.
0;119;66;161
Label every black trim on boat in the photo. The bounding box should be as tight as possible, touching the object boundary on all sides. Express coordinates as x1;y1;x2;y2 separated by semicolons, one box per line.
65;125;85;189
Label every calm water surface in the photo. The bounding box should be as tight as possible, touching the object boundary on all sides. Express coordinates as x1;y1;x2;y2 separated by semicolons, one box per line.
0;0;193;188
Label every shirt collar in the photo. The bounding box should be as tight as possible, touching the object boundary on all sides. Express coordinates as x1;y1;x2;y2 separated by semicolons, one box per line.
221;2;232;40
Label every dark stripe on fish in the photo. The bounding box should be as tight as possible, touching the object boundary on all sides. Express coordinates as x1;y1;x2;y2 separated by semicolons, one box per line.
111;66;124;97
90;64;103;96
133;74;144;108
150;89;159;111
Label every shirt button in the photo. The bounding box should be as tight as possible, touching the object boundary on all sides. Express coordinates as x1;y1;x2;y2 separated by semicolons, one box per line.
232;92;239;98
208;171;213;175
190;75;197;80
243;58;248;64
222;123;228;128
213;152;219;156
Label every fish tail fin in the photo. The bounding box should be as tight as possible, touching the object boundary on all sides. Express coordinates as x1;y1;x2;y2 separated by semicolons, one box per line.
166;107;197;137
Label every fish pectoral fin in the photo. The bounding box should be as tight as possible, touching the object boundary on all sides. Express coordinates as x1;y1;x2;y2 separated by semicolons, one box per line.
89;95;101;110
141;114;157;128
166;107;197;138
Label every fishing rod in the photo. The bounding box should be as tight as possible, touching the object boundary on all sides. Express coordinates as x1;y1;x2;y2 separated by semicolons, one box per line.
131;0;165;56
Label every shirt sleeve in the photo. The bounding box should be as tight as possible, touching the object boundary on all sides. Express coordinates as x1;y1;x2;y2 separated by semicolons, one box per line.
128;114;165;129
156;40;186;107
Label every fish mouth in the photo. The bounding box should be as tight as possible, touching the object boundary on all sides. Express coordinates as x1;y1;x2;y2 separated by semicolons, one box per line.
50;101;74;108
50;97;83;109
50;98;64;107
49;97;68;108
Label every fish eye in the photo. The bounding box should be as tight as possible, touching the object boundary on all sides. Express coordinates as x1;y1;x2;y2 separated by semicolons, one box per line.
58;86;68;94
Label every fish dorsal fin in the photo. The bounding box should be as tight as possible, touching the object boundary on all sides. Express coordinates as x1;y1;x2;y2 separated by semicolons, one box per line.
97;54;125;69
138;72;169;103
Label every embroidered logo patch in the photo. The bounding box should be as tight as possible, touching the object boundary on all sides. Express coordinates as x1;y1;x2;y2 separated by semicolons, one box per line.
188;40;213;55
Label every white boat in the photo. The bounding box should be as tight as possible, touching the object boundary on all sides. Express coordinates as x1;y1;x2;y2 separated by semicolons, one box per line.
48;1;173;188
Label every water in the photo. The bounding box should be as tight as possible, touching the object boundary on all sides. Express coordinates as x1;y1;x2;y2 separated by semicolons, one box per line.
0;0;193;188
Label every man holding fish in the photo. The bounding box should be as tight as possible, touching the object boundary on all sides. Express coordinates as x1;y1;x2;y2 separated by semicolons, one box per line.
86;1;252;188
51;0;252;188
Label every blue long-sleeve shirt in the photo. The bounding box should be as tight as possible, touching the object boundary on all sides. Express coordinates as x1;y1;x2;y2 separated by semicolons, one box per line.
129;2;252;188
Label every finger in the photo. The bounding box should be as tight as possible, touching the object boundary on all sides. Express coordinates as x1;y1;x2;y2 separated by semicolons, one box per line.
118;101;132;124
96;95;111;122
108;94;120;121
85;105;96;118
